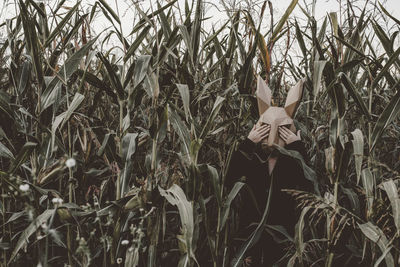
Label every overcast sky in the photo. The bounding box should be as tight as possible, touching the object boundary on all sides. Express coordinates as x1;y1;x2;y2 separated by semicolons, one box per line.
1;0;399;31
0;0;399;51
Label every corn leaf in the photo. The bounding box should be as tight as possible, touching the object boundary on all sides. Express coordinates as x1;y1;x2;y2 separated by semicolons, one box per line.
9;209;55;264
269;0;298;44
358;222;394;267
382;179;400;233
371;83;400;150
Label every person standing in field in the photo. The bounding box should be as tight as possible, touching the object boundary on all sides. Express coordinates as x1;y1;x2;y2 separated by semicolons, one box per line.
226;76;313;266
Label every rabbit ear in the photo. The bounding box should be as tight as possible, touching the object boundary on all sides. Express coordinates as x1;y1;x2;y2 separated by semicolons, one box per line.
256;75;272;116
284;78;305;118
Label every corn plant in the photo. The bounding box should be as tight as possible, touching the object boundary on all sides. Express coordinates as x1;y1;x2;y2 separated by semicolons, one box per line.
0;0;399;266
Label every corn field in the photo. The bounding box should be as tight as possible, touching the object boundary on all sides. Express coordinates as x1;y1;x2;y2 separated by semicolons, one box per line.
0;0;400;266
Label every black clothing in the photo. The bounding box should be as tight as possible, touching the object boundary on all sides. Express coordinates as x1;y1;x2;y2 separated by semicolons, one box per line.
226;138;312;266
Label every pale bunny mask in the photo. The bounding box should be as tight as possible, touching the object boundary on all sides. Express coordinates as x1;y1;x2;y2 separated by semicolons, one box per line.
256;76;305;147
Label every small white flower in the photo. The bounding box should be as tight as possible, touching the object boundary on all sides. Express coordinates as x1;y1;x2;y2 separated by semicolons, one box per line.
19;184;30;192
121;240;129;246
41;222;48;230
116;258;123;264
65;158;76;168
52;197;64;205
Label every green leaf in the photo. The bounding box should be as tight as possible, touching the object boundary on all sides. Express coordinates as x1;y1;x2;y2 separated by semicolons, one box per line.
44;2;80;47
169;108;190;159
295;20;307;58
143;72;160;100
62;93;85;129
3;211;26;226
371;46;400;89
133;55;151;88
335;35;368;59
199;96;225;140
26;0;46;18
75;69;118;102
361;168;374;214
269;0;298;43
159;184;198;265
207;165;222;207
219;182;245;232
178;25;194;67
19;0;45;93
313;60;327;102
339;72;370;119
129;0;177;35
202;20;229;50
358;222;394;267
176;84;190;122
371;85;400;150
9;209;54;263
382;179;400;233
120;133;138;197
0;142;14;159
245;11;270;74
0;91;13;119
124;26;151;62
236;17;260;94
157;1;172;39
41;38;97;111
51;93;85;151
379;2;400;26
17;60;31;94
329;12;339;37
8;142;37;174
191;0;202;65
98;0;120;24
328;82;346;118
350;129;363;184
97;52;125;100
334;137;352;183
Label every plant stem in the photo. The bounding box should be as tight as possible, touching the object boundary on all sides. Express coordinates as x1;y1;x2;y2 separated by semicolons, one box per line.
117;100;124;200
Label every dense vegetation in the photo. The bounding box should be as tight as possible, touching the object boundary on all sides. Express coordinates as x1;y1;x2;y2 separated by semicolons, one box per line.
0;0;400;266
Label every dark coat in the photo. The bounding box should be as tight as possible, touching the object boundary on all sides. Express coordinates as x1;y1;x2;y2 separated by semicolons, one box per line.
226;138;312;265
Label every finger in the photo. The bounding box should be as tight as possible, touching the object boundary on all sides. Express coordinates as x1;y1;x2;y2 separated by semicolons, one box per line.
284;127;292;133
259;127;270;133
297;130;301;137
257;125;269;131
282;127;294;136
261;129;270;136
279;128;288;137
256;128;268;134
258;133;269;141
281;126;290;134
280;132;289;141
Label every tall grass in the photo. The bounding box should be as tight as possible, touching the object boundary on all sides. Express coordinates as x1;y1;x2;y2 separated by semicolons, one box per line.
0;0;399;266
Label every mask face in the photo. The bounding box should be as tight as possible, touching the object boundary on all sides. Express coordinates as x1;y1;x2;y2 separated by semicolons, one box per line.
256;76;305;147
